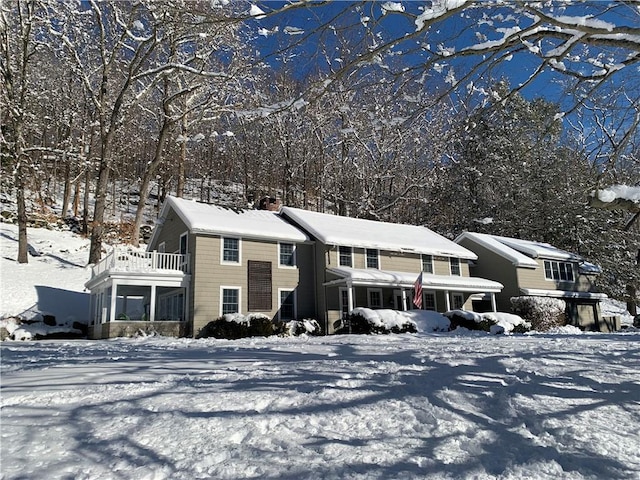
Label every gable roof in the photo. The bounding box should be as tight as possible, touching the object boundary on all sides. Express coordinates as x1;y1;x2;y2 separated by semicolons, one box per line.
280;207;477;259
149;196;308;247
455;232;601;273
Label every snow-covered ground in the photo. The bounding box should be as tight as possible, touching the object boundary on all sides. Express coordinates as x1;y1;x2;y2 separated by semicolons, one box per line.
2;333;640;480
2;222;640;479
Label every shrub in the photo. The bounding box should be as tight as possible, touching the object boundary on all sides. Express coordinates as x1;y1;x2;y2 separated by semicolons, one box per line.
444;310;495;332
198;313;311;339
284;319;322;336
510;296;566;331
336;309;417;335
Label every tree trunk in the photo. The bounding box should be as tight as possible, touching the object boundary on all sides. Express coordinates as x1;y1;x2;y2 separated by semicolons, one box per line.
82;167;90;235
176;115;187;197
88;159;110;264
15;165;28;264
61;158;71;218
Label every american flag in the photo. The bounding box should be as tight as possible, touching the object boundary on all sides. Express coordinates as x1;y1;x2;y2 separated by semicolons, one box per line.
413;272;423;309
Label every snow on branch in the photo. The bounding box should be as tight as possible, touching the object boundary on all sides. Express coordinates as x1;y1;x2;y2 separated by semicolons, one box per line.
589;185;640;213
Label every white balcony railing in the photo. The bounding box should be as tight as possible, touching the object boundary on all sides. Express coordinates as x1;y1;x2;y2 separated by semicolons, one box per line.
91;249;189;278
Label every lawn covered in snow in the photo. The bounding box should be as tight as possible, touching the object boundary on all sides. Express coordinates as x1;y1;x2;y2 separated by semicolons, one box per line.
2;332;639;480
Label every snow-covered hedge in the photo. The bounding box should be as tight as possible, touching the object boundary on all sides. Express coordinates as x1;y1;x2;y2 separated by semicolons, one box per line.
336;308;417;334
197;314;321;339
444;310;530;334
510;296;566;331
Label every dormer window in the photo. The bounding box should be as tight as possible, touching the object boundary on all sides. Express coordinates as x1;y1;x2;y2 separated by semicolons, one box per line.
339;246;353;267
544;260;575;282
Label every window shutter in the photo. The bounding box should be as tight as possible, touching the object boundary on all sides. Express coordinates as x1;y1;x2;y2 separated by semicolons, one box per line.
248;260;272;311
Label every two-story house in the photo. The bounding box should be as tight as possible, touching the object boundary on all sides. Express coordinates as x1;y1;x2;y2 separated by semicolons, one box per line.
85;196;314;338
455;232;611;331
85;198;506;338
280;207;503;334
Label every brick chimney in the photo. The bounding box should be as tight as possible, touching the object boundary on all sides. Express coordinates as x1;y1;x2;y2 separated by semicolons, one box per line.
257;196;281;211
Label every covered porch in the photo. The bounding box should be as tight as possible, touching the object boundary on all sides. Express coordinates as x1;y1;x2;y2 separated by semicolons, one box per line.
519;288;612;332
85;249;190;339
323;267;503;332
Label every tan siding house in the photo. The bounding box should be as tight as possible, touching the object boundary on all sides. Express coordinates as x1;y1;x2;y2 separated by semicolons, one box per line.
86;196;310;338
280;207;503;334
455;232;612;331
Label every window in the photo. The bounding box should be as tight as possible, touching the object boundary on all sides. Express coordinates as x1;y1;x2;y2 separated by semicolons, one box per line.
222;237;240;264
179;232;188;255
424;292;436;311
452;293;465;310
158;242;166;253
248;261;272;311
450;257;461;276
366;249;379;269
279;243;295;267
221;288;240;315
368;288;383;308
339;246;353;267
544;260;575;282
279;289;296;320
421;254;434;274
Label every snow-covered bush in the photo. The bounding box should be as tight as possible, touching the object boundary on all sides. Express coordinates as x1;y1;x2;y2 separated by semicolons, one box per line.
444;310;530;334
198;314;322;339
445;310;494;332
337;308;418;335
510;296;566;331
284;319;322;336
198;313;282;339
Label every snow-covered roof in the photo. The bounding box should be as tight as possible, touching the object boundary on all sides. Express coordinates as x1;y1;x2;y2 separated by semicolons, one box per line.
280;207;477;259
520;288;607;300
150;196;308;245
456;232;588;266
326;267;503;292
455;232;539;268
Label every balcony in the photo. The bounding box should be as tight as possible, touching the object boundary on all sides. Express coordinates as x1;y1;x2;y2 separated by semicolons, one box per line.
91;248;190;279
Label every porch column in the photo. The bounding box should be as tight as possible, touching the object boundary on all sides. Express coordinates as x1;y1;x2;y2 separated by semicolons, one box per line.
347;282;355;311
149;285;157;322
444;290;451;311
110;281;118;322
401;289;407;311
490;293;497;312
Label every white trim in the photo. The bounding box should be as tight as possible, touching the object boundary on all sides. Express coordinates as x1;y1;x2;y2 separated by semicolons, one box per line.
179;232;188;255
220;236;242;266
519;288;607;300
338;246;353;268
543;259;576;283
367;288;383;308
365;248;380;269
278;242;297;268
451;292;465;310
423;290;437;311
220;286;241;315
421;254;434;274
449;257;461;276
324;267;503;292
278;288;297;320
